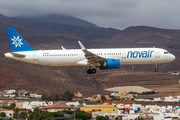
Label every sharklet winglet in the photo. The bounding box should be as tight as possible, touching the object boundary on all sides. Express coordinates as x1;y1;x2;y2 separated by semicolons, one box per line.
78;41;86;50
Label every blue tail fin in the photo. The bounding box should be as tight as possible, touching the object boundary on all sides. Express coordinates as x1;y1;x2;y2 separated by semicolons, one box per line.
6;28;35;52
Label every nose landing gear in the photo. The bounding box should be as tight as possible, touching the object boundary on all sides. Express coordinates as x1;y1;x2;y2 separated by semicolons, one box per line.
154;63;158;72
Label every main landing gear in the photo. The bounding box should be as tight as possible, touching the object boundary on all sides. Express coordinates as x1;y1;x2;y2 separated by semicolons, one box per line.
87;67;96;74
154;63;158;72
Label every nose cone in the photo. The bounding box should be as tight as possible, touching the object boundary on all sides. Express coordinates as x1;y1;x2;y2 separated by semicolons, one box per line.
172;54;175;60
170;54;175;61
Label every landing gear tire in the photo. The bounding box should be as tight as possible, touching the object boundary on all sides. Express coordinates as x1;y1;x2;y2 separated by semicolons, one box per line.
154;63;158;72
87;68;96;74
155;69;158;72
87;69;92;74
92;69;96;74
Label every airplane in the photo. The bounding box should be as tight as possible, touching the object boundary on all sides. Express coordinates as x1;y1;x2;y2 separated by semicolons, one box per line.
4;28;175;74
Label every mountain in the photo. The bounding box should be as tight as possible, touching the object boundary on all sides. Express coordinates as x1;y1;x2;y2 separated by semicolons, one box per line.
0;14;120;40
21;14;98;27
0;13;180;96
112;26;180;47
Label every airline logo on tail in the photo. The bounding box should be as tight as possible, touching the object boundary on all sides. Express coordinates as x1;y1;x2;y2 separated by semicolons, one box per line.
6;28;35;52
11;36;23;47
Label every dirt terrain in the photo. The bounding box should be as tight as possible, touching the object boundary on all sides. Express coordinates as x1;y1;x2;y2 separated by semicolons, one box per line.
0;53;179;97
0;14;180;97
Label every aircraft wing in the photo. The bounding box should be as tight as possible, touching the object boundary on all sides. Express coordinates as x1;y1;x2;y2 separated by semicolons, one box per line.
78;41;106;65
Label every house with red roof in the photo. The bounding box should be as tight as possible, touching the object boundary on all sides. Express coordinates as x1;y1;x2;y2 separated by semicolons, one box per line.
40;104;75;112
104;101;135;105
0;109;14;118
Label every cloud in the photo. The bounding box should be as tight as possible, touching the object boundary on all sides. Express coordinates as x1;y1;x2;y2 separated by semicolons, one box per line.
1;0;180;30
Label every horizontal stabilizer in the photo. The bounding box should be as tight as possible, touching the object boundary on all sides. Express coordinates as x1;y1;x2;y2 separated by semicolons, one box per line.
10;52;25;58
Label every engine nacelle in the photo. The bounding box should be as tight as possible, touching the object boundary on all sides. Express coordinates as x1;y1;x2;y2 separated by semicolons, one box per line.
100;59;120;70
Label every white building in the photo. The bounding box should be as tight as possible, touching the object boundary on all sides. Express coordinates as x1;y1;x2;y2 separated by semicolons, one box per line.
66;101;79;107
164;96;179;102
4;90;16;94
3;93;16;98
23;101;40;110
30;93;42;98
154;97;161;101
134;98;151;102
92;112;118;120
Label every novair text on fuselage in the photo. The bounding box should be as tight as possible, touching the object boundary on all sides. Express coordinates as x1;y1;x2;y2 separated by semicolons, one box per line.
127;50;154;58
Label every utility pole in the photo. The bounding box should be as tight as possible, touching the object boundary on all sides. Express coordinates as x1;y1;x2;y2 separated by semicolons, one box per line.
18;111;19;120
74;108;76;120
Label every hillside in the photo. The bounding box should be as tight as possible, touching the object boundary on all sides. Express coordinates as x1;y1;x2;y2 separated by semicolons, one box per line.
0;14;180;96
0;54;179;97
0;14;120;40
21;14;98;27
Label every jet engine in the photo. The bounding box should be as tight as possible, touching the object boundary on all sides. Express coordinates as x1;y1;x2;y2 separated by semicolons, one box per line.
100;59;120;70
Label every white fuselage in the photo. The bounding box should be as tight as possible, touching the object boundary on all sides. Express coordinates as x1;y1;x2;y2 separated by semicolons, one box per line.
4;47;175;67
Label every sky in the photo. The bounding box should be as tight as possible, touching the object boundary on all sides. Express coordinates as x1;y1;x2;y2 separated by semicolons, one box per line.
0;0;180;30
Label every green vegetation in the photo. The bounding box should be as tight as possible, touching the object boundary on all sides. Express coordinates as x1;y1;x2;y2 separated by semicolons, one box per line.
41;90;74;101
129;91;138;94
110;96;120;100
13;108;19;119
0;112;6;118
1;106;9;109
1;103;16;109
63;90;74;101
68;109;92;120
115;117;119;120
96;116;108;120
9;103;16;109
28;107;64;120
19;112;27;119
141;91;155;95
25;92;30;96
135;116;145;120
105;116;109;120
61;110;73;114
101;95;107;102
75;112;92;120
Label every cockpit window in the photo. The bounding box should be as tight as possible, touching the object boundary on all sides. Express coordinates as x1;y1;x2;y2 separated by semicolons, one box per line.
164;51;169;54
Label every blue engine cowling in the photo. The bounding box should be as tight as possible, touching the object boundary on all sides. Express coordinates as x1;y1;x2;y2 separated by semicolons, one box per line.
100;59;120;70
